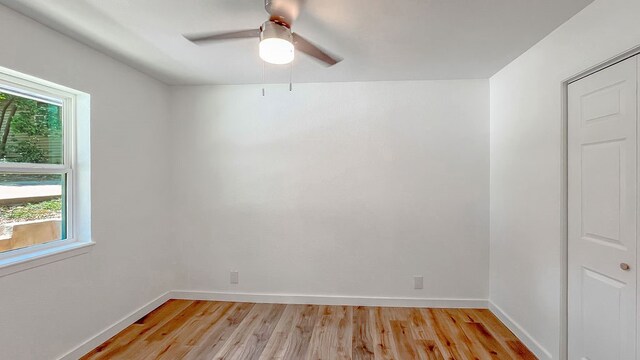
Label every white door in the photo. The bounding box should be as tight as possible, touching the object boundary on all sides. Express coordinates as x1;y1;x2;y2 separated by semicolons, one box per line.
568;55;638;360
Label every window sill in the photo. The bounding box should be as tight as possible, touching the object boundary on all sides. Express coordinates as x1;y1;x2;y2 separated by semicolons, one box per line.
0;240;95;278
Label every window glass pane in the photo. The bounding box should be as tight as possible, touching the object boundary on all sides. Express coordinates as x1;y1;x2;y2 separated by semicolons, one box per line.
0;173;65;253
0;91;63;164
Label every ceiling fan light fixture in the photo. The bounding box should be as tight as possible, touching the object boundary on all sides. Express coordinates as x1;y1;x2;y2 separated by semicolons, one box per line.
259;21;294;65
184;2;342;67
259;38;294;64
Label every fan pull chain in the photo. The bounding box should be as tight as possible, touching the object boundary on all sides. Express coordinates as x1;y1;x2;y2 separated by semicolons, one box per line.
289;61;293;92
262;61;266;96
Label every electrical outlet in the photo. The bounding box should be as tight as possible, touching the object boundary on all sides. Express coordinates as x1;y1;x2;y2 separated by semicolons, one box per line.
414;275;423;290
230;271;239;284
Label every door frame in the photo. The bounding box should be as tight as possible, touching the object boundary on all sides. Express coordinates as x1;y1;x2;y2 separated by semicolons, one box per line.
562;45;640;360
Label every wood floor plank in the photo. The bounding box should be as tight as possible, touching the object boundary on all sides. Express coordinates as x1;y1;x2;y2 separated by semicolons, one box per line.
336;306;353;360
306;305;352;360
407;307;434;341
445;309;495;360
418;308;454;359
406;308;445;359
277;304;319;360
371;307;395;360
259;304;300;360
233;303;287;359
183;302;255;360
473;309;537;359
462;322;513;360
414;340;445;360
182;302;236;347
144;302;235;360
474;309;517;340
506;340;538;360
390;320;418;359
352;306;375;360
82;301;537;360
427;309;476;360
259;304;320;360
212;303;278;360
208;305;264;359
81;300;194;360
146;301;212;343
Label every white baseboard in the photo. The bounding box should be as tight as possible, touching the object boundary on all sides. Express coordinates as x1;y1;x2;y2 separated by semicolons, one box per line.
488;301;553;360
57;291;172;360
170;290;488;309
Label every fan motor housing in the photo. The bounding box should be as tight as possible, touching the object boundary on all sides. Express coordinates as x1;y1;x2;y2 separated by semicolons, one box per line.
264;0;299;27
260;21;293;43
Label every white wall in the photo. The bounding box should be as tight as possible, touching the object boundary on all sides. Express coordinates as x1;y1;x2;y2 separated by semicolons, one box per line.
0;5;175;360
489;0;640;358
170;80;489;302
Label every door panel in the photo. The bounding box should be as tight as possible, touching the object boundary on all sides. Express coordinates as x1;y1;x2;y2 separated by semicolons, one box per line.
581;267;624;360
581;139;624;248
568;55;638;360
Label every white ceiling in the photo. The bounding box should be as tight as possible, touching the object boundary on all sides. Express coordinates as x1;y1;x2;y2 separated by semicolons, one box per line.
1;0;594;85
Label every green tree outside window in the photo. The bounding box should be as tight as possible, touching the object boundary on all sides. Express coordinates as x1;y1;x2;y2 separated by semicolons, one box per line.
0;92;62;164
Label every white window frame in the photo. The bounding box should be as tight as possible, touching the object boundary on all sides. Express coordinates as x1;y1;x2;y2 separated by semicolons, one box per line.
0;67;93;277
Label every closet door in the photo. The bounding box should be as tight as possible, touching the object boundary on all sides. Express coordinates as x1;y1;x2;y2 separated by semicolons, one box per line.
568;55;638;360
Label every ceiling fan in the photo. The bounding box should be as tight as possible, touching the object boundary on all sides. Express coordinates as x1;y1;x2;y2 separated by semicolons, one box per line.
183;0;342;66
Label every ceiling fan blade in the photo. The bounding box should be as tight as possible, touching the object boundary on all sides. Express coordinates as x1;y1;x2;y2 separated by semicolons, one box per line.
184;29;260;44
292;33;342;66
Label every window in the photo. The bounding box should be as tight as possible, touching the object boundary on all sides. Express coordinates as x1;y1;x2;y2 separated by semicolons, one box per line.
0;67;92;276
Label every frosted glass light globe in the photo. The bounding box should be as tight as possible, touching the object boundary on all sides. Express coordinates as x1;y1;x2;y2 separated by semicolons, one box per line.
259;38;294;65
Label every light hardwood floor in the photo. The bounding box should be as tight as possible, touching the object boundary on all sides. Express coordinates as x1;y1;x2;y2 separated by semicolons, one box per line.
81;300;537;360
